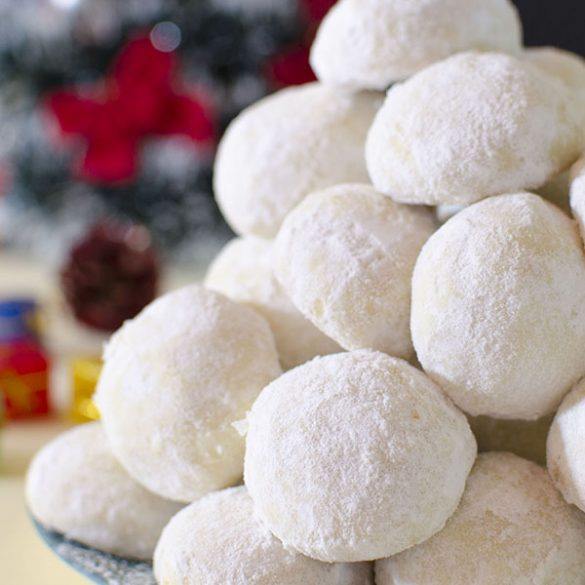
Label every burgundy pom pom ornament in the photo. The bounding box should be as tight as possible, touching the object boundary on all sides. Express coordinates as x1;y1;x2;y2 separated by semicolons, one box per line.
61;221;159;332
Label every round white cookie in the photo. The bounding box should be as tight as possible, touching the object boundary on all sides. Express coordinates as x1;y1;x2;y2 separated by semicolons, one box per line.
274;184;435;359
95;285;281;503
154;487;373;585
205;237;340;370
524;47;585;91
412;193;585;420
570;158;585;241
366;52;583;206
26;423;182;560
214;83;381;238
525;47;585;132
548;378;585;512
377;452;585;585
310;0;522;90
244;350;477;562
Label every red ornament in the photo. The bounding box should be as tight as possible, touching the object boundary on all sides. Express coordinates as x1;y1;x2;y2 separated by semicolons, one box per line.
266;45;317;88
266;0;337;88
47;36;215;185
301;0;337;22
61;221;159;332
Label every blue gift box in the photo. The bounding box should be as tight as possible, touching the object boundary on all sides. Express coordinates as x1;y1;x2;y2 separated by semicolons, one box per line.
0;299;39;342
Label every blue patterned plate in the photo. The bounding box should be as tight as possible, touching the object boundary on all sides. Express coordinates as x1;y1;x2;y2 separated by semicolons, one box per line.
32;517;156;584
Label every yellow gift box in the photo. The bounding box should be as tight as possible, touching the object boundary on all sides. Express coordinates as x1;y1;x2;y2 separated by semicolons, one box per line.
69;358;102;423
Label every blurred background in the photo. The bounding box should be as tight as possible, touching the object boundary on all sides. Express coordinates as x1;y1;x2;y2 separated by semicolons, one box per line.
0;0;583;583
0;0;337;265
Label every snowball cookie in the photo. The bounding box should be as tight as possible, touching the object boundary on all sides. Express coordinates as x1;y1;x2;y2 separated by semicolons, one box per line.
524;47;585;92
547;378;585;512
376;452;585;585
205;237;340;369
525;48;585;131
412;193;585;420
274;184;435;359
26;423;182;560
154;487;374;585
468;414;553;466
95;285;281;503
214;83;381;238
310;0;522;90
244;350;477;562
570;158;585;241
366;52;584;206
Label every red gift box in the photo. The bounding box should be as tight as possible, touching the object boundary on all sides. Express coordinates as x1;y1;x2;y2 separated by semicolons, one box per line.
0;339;51;419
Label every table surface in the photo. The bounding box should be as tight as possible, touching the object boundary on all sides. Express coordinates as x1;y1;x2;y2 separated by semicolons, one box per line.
1;420;87;585
0;251;202;584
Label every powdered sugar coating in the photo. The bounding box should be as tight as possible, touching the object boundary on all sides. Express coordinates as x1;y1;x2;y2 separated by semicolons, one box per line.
547;378;585;512
26;423;182;560
310;0;522;90
524;47;585;91
377;453;585;584
570;158;585;241
95;285;281;503
214;83;381;238
366;52;584;205
244;350;477;562
154;487;374;585
525;47;585;132
412;193;585;420
274;184;435;359
205;237;340;369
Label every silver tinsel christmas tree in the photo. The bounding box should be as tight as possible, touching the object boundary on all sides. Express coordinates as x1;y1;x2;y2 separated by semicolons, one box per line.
0;0;330;263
